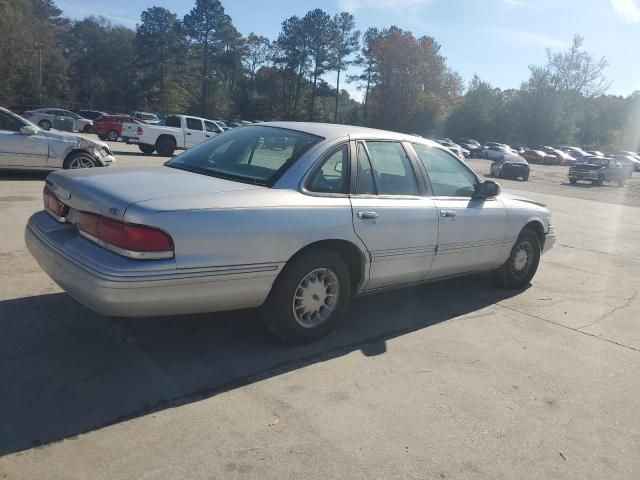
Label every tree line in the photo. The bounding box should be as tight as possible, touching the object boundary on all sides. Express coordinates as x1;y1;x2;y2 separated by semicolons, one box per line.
1;0;638;150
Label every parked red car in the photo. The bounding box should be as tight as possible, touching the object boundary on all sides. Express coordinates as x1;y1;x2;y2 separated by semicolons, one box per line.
93;115;142;142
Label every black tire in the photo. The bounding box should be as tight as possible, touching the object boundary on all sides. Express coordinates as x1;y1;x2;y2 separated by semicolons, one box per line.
98;134;107;141
594;177;604;186
63;151;97;169
39;120;51;130
522;173;529;181
83;124;93;133
106;129;119;142
156;137;176;156
138;144;155;154
569;178;577;184
262;249;351;343
492;229;541;289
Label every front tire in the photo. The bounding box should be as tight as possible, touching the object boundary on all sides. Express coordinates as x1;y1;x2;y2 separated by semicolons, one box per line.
569;178;577;184
493;229;541;289
262;249;351;343
63;152;97;169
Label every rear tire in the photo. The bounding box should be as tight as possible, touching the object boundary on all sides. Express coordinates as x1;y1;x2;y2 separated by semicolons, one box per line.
156;137;176;156
138;144;155;155
106;130;119;142
262;249;351;343
492;229;541;289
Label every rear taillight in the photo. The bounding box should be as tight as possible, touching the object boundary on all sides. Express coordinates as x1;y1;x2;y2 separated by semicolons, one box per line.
43;185;69;221
76;212;173;259
137;126;143;135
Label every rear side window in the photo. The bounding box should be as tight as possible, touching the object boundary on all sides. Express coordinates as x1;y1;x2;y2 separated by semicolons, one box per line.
186;118;203;131
164;116;181;128
307;145;349;194
364;141;419;196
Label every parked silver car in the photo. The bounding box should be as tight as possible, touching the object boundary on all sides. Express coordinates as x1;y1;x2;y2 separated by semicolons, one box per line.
0;107;115;169
26;123;555;342
23;108;93;132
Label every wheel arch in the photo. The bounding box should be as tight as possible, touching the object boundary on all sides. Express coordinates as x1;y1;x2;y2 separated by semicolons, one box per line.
280;239;367;294
63;148;102;167
156;134;177;146
522;219;545;248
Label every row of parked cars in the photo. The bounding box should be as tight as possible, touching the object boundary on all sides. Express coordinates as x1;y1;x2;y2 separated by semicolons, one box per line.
435;137;640;185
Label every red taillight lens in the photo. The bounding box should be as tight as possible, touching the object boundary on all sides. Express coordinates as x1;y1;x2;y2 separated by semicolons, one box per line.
76;212;173;256
43;185;69;220
97;217;173;253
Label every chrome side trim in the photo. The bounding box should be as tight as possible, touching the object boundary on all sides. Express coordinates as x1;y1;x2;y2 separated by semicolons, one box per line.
27;221;279;283
371;245;437;259
437;238;506;252
78;230;174;260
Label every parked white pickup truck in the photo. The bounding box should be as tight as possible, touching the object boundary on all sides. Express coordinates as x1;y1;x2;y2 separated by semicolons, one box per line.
128;114;226;156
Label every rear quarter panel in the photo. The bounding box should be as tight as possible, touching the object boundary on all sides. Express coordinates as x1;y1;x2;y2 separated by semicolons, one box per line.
124;189;366;271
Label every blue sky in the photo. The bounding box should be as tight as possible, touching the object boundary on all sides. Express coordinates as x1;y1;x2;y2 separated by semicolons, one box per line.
57;0;640;100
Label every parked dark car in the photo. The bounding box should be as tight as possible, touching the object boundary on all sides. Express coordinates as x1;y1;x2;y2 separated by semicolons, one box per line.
77;110;108;121
568;157;632;186
490;154;530;181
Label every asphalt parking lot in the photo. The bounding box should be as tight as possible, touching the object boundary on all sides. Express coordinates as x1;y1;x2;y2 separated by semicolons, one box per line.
1;141;639;479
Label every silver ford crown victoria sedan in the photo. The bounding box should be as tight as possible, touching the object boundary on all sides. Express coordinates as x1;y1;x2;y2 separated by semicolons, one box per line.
26;123;556;342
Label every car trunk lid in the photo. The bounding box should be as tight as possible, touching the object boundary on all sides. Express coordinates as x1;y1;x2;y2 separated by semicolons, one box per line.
46;166;263;220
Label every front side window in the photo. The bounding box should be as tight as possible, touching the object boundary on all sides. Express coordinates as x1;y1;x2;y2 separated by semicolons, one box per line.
365;141;420;196
413;144;477;197
167;125;321;186
186;118;203;131
204;121;221;133
0;112;25;132
307;145;349;194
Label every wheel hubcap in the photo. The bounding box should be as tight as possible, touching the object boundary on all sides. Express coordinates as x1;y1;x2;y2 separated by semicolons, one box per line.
292;268;339;328
108;132;117;141
511;241;533;279
69;156;94;169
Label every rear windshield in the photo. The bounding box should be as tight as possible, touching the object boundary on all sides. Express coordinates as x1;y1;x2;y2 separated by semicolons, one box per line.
166;125;322;186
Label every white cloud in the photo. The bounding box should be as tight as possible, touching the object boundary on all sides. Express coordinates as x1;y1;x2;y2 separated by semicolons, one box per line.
337;0;432;12
481;27;570;48
610;0;640;22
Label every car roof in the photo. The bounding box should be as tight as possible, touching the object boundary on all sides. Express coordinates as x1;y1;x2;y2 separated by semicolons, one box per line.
258;121;438;145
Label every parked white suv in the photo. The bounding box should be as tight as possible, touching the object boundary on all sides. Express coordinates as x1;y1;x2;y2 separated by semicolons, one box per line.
129;114;226;156
0;107;114;169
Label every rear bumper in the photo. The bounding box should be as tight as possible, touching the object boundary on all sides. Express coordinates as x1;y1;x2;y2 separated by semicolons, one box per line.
25;211;279;317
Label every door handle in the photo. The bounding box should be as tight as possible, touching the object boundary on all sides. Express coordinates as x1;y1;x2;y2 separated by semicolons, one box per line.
357;211;378;220
186;132;192;135
440;210;457;218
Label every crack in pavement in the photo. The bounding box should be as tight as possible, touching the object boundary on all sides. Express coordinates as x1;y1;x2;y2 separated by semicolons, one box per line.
541;259;640;285
575;290;640;330
557;243;640;262
496;303;640;354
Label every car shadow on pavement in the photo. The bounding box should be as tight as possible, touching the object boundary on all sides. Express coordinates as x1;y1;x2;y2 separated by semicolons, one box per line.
0;171;49;181
0;275;523;456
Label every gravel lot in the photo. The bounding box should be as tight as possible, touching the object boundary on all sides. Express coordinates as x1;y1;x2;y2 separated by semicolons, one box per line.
1;139;639;479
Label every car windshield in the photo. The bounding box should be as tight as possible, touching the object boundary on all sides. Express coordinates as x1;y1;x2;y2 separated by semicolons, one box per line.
166;125;322;186
142;114;158;120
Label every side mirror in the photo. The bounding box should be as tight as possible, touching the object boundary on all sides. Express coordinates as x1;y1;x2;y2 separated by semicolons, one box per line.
20;125;38;136
476;180;501;198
